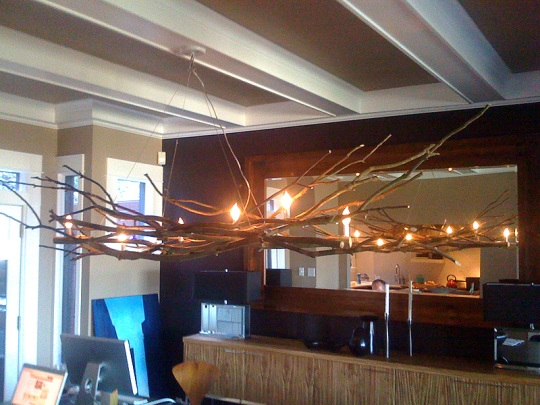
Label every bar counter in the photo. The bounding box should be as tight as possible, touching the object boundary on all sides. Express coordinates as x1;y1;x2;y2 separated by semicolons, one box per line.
184;333;540;404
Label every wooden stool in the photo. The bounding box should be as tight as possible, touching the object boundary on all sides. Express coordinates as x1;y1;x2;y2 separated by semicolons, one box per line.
172;361;220;405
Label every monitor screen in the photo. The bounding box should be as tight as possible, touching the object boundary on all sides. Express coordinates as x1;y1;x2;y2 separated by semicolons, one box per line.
60;334;138;404
11;364;67;405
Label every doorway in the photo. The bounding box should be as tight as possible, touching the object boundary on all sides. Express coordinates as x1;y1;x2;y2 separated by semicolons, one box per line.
0;204;22;401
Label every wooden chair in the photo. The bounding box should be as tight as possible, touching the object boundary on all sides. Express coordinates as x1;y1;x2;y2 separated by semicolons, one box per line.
172;361;220;405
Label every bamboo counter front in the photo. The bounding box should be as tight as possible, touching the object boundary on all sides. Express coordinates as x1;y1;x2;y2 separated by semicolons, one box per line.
183;333;540;405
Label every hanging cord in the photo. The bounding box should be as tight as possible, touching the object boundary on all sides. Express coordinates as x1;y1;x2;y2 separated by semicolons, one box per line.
190;60;259;222
162;54;196;216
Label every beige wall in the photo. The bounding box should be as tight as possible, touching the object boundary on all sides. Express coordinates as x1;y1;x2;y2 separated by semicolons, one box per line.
0;120;58;366
58;125;163;336
1;119;162;366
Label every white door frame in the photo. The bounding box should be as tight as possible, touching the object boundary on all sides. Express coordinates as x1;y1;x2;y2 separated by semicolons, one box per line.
0;149;42;400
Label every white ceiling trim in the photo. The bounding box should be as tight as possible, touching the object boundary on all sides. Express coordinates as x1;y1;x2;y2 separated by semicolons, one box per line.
0;27;244;128
338;0;507;103
36;0;362;115
360;83;467;113
0;92;56;128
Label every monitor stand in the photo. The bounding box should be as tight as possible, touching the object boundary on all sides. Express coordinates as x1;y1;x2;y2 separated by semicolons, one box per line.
76;361;103;405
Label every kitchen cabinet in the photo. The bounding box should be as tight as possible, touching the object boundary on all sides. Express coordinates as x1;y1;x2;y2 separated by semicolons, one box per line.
183;334;540;405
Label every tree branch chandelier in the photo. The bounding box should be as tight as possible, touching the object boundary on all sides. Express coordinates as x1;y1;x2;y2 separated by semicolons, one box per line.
0;105;517;264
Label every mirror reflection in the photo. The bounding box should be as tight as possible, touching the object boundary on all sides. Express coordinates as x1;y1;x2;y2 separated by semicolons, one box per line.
265;166;518;294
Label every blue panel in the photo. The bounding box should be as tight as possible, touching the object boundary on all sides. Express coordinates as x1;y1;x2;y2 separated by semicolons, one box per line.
92;294;164;398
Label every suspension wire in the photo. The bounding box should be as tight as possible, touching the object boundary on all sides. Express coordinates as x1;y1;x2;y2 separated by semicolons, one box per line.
190;62;259;222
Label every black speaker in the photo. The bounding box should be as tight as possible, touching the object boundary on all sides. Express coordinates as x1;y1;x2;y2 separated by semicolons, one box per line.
266;268;292;287
483;282;540;324
194;270;262;304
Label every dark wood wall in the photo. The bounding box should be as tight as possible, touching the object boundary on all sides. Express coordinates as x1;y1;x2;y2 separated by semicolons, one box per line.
159;103;540;382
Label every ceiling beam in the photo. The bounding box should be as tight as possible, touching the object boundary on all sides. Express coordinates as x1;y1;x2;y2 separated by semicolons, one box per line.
338;0;510;103
0;27;242;129
35;0;360;116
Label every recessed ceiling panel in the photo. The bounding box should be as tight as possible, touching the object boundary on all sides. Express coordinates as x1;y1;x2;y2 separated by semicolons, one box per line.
0;0;286;107
196;0;438;91
458;0;540;73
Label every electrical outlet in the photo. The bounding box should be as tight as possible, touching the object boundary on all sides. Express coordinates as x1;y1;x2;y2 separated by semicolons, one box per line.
299;267;305;277
308;267;316;277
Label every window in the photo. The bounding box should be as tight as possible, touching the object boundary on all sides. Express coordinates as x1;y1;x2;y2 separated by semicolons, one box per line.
116;179;146;227
0;170;20;191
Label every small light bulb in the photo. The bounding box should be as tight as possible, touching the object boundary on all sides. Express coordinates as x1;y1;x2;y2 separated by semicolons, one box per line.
178;217;185;242
342;206;351;237
280;192;293;217
503;228;511;243
473;221;479;230
446;225;453;235
405;233;413;241
377;238;385;246
117;233;128;242
353;230;360;239
230;203;241;223
65;215;73;235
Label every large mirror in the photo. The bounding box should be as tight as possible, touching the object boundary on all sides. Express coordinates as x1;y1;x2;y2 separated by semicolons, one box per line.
244;136;530;295
265;165;518;292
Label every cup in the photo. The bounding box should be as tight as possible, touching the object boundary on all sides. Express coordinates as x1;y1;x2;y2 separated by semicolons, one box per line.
416;274;425;284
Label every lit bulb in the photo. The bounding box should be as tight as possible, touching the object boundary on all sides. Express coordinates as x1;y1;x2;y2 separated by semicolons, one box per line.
117;233;128;242
503;228;511;243
377;238;385;247
473;221;479;230
405;233;413;241
446;225;453;235
342;206;351;237
65;215;73;235
230;203;241;223
280;191;293;217
178;217;184;242
353;230;360;239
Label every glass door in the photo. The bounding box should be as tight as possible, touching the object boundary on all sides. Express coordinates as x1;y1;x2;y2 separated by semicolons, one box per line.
0;204;22;401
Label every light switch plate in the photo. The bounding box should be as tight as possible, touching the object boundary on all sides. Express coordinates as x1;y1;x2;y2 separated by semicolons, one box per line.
308;267;316;277
299;267;305;277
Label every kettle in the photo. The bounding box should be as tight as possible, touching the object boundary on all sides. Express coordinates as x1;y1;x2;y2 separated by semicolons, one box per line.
348;326;370;356
446;274;457;288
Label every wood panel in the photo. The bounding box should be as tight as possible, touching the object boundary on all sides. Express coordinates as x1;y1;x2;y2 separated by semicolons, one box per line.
183;342;244;399
184;334;540;405
258;285;491;328
329;360;394;404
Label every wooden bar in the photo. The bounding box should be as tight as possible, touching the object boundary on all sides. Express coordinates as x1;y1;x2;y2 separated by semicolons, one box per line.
184;334;540;405
255;285;492;328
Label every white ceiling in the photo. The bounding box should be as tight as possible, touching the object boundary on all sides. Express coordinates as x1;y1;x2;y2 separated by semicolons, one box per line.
0;0;539;138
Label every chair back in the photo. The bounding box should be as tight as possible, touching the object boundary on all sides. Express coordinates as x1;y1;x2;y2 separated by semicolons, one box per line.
172;361;220;405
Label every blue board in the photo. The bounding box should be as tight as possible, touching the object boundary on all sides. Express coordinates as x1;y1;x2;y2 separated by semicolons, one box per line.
92;294;165;398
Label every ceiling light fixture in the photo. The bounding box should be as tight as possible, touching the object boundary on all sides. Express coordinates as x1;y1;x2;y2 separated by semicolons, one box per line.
0;78;516;265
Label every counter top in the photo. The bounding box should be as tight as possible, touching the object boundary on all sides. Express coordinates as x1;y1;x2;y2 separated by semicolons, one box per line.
184;333;540;385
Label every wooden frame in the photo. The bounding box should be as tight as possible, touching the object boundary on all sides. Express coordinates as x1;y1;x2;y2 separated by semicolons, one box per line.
244;135;540;326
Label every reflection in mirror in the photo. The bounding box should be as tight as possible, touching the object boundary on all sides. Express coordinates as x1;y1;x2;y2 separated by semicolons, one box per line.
266;165;517;292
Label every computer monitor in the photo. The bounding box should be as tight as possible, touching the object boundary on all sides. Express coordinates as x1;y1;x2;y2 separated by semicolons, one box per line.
60;334;138;405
